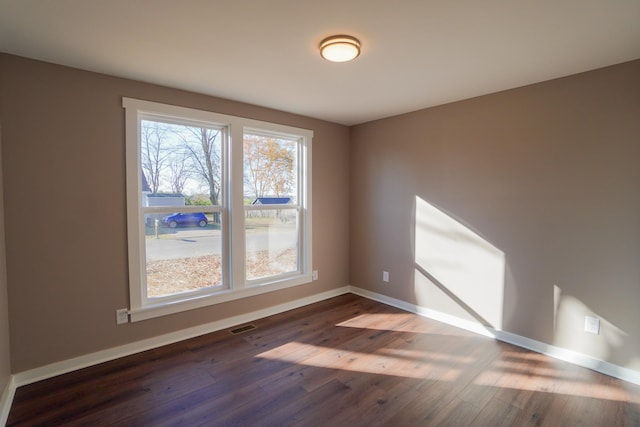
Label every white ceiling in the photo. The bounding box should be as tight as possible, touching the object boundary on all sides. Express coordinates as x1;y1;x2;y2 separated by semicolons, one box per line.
1;1;639;125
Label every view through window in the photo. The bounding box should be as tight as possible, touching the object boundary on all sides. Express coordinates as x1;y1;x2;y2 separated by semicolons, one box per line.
141;120;225;298
243;133;300;281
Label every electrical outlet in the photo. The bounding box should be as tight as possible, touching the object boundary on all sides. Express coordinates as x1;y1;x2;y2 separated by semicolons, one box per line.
584;316;600;334
116;308;129;325
382;271;389;282
312;270;318;280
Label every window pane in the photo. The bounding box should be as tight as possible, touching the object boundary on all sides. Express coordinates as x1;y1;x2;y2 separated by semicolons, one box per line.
145;211;223;298
245;209;298;281
243;133;298;204
140;119;225;297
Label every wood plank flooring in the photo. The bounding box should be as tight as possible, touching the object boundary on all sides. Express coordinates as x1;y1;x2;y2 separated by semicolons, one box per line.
8;294;640;426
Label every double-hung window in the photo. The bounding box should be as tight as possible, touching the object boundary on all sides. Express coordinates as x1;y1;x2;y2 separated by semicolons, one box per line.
123;98;312;321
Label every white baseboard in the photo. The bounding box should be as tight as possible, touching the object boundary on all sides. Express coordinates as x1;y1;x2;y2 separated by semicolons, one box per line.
13;286;350;388
492;328;640;387
349;286;640;386
0;375;16;427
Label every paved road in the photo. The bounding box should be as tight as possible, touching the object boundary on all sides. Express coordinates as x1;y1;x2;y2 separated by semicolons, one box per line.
145;226;297;261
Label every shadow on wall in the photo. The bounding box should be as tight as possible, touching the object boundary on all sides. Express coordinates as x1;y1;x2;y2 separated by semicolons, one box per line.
412;196;505;331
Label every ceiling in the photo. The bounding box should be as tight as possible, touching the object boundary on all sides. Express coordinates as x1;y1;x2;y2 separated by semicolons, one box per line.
1;1;639;126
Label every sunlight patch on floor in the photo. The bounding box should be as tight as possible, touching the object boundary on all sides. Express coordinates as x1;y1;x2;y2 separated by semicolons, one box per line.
474;365;640;403
257;341;463;380
257;340;640;404
375;347;476;364
336;312;426;332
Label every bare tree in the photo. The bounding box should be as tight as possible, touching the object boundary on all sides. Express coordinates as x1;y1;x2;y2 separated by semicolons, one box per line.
141;121;171;194
167;149;191;194
179;127;222;222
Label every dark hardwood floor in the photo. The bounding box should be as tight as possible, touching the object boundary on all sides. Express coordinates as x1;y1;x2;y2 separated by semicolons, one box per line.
8;294;640;426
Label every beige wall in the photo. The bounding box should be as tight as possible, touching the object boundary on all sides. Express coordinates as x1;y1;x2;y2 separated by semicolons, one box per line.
0;54;350;372
350;60;640;372
0;119;11;392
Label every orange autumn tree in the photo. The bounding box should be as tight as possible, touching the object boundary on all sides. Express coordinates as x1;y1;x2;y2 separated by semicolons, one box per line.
243;134;295;200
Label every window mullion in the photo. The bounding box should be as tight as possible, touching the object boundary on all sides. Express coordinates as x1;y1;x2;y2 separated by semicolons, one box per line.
230;124;246;289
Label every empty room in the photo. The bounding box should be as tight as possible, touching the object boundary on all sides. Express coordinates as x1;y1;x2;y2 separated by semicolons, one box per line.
1;1;640;426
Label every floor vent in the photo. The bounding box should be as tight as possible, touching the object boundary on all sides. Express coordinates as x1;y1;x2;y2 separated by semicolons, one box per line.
229;324;257;335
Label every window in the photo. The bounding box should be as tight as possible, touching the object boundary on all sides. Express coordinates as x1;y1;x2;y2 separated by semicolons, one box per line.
244;132;300;281
124;98;312;321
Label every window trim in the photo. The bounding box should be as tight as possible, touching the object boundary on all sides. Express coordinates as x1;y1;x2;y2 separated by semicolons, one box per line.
123;97;313;322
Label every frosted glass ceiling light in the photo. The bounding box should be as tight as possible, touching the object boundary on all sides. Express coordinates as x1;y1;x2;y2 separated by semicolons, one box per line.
320;35;361;62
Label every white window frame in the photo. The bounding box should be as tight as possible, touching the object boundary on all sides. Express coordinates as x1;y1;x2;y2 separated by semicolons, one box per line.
123;98;312;322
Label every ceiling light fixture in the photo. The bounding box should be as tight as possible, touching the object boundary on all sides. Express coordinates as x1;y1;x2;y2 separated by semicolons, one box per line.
319;35;361;62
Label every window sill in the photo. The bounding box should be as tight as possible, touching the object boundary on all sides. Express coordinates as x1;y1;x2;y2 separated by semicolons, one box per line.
129;274;313;322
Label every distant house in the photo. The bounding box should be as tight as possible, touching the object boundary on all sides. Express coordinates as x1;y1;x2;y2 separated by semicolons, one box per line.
142;172;185;225
250;196;294;222
145;194;186;225
146;193;185;206
251;197;292;205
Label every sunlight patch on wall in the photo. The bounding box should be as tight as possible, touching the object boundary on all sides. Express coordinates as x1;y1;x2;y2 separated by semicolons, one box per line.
414;196;505;329
553;285;627;362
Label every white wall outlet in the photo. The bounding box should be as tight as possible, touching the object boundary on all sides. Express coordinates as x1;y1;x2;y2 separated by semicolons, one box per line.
382;271;389;282
116;308;129;325
312;270;318;280
584;316;600;334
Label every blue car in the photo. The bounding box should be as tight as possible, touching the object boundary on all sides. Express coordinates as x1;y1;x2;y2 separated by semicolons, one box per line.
162;212;208;228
